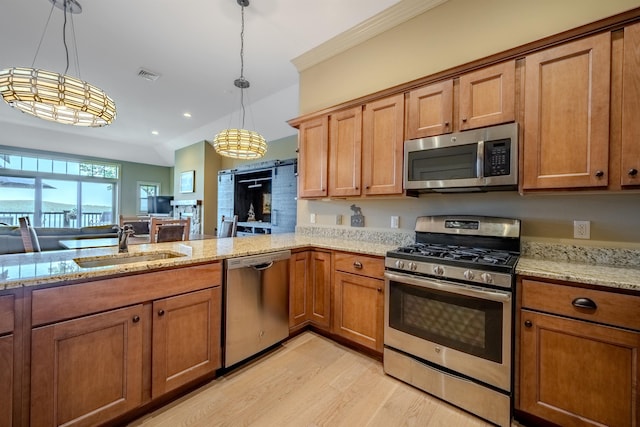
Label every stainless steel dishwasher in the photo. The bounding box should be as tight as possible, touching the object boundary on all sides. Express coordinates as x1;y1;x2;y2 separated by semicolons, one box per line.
224;250;291;367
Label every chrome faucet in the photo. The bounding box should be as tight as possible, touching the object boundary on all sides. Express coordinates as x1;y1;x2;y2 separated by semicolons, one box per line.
115;224;135;253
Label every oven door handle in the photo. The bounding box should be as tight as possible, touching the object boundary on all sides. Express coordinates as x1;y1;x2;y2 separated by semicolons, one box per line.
384;271;511;302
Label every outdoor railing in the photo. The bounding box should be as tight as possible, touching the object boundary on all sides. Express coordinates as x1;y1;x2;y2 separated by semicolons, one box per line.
0;212;113;228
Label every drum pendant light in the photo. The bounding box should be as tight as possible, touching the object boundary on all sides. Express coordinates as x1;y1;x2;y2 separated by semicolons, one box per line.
212;0;267;159
0;0;116;127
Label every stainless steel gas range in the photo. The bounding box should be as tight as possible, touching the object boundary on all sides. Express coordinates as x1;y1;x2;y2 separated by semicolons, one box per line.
384;215;520;427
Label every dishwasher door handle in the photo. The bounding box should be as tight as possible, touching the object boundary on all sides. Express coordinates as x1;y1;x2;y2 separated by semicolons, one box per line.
252;261;274;271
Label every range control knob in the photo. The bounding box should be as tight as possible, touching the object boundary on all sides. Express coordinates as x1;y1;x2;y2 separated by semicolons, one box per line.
481;272;493;284
463;270;475;281
395;260;405;269
408;262;418;271
433;265;444;276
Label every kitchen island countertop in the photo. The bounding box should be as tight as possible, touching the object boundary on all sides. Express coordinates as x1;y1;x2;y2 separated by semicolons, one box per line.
0;233;397;290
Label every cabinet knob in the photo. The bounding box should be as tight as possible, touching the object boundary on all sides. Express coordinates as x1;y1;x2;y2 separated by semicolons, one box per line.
158;309;165;316
572;297;597;310
365;185;370;190
132;315;140;323
462;118;467;123
444;121;449;127
353;261;363;269
524;320;532;328
628;168;638;176
595;170;604;178
377;288;383;293
295;148;299;153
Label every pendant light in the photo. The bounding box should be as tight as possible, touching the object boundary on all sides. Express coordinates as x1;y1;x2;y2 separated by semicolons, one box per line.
0;0;116;127
212;0;267;160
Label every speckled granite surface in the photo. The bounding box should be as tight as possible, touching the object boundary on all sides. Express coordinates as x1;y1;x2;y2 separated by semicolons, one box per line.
517;240;640;292
295;225;414;246
0;233;397;290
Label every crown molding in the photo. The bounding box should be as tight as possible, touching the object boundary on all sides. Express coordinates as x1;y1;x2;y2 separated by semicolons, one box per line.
291;0;449;72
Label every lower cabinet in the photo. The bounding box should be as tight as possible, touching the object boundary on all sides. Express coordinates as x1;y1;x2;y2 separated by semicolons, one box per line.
0;334;13;427
333;271;384;352
31;305;144;427
152;288;221;398
289;250;332;331
518;278;640;427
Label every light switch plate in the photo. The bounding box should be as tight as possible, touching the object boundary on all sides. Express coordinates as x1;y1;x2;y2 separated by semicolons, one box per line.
310;213;316;224
391;216;399;229
573;220;590;239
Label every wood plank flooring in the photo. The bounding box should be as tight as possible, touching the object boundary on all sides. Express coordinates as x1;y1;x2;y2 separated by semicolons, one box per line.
128;332;510;427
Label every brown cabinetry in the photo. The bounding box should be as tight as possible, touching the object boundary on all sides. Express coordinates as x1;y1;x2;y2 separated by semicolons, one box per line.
298;116;329;198
518;278;640;426
329;107;362;197
621;22;640;187
151;287;221;398
332;252;384;353
289;250;332;330
28;263;222;427
0;293;15;427
406;60;515;139
523;33;611;189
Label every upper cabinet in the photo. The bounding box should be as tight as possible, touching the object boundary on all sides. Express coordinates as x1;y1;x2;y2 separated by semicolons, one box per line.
406;80;453;139
406;60;515;139
621;22;640;187
298;116;329;198
298;94;404;199
522;33;611;190
458;61;515;131
362;94;405;196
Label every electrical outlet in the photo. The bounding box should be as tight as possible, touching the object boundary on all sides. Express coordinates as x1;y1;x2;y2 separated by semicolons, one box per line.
310;213;316;224
390;216;399;229
573;220;590;239
335;214;342;225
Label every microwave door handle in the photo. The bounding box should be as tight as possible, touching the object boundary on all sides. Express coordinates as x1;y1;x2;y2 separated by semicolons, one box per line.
384;271;511;303
477;140;484;179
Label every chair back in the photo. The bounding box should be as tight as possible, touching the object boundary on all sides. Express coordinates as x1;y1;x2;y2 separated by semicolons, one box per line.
149;217;190;243
18;216;41;253
119;215;150;235
218;215;238;238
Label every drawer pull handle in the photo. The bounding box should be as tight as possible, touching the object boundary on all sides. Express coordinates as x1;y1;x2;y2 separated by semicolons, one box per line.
132;315;140;323
572;297;597;310
524;320;532;328
158;309;165;316
353;261;363;269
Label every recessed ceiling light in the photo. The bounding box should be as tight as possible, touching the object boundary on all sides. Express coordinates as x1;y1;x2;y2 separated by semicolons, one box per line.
183;112;192;118
151;130;159;135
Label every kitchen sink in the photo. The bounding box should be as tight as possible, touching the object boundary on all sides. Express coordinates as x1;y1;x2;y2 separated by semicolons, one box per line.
73;251;187;268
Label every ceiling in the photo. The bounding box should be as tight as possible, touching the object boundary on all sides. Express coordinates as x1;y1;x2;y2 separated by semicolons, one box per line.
0;0;412;167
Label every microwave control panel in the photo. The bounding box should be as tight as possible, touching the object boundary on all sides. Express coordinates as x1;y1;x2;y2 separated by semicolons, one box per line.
484;139;511;176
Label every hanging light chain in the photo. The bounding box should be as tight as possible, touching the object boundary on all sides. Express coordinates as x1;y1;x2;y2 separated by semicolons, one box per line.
238;2;246;128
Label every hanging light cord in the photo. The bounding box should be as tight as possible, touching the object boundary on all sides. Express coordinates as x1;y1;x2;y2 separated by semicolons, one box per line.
238;4;246;129
31;3;56;68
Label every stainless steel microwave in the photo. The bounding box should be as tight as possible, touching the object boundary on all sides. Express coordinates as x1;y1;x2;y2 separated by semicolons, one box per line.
404;122;518;193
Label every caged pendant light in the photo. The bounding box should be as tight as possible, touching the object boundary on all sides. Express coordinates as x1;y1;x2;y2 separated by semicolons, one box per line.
211;0;267;160
0;0;116;127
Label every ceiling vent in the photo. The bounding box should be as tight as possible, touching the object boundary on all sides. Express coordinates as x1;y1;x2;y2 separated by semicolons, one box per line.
137;68;161;82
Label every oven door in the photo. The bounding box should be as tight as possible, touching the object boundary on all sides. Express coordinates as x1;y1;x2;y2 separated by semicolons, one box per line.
384;271;512;391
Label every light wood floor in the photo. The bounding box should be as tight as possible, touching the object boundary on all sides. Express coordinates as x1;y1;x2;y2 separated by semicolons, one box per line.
129;332;513;427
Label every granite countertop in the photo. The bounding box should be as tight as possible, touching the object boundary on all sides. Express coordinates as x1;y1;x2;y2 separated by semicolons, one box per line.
0;233;397;290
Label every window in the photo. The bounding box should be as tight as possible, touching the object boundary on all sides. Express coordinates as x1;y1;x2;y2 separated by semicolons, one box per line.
137;182;160;214
0;149;119;228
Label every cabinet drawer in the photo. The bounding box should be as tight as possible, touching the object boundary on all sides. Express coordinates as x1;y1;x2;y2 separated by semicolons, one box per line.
334;252;384;279
521;279;640;331
0;294;14;335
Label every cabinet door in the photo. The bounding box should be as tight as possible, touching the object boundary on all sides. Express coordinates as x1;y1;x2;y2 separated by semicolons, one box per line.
31;305;144;427
0;334;13;427
289;251;310;328
523;32;611;189
622;22;640;187
406;80;453;139
333;271;384;353
362;94;405;196
459;60;515;130
298;116;329;198
271;163;298;233
309;251;332;329
152;287;221;398
329;107;362;197
520;309;640;427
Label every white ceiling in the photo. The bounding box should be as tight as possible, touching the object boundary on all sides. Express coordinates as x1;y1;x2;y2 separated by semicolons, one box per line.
0;0;412;167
